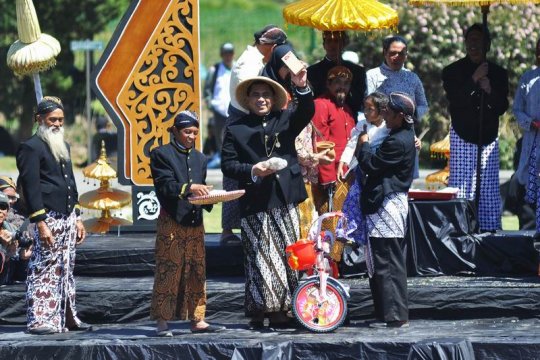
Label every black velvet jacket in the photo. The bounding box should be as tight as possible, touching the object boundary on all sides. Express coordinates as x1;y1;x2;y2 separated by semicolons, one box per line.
442;56;509;145
356;125;415;214
308;57;367;114
16;135;80;223
150;142;211;226
221;89;315;216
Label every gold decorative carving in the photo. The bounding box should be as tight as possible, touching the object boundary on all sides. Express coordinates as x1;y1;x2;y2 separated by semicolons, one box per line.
117;0;200;185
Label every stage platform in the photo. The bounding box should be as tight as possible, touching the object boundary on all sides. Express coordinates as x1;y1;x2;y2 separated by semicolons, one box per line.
1;232;539;359
1;317;539;359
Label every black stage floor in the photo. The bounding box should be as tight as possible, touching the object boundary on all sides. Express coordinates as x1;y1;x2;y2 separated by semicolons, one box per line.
1;232;540;359
1;317;539;359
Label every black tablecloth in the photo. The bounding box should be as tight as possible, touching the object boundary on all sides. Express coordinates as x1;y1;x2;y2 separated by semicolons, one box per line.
406;199;537;276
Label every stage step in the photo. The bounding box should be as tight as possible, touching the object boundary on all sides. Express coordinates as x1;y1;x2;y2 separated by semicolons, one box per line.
75;233;244;277
76;231;539;278
2;275;540;325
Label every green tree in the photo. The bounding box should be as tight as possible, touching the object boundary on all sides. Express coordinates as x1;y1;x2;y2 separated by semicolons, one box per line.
0;0;130;145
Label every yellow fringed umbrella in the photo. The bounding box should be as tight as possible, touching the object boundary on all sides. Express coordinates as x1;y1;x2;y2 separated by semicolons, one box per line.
283;0;399;32
7;0;61;103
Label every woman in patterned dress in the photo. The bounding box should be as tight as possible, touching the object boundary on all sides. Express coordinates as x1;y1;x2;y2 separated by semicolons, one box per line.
356;92;416;328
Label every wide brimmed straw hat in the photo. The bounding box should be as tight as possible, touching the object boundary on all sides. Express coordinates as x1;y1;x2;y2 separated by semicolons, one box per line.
236;76;288;112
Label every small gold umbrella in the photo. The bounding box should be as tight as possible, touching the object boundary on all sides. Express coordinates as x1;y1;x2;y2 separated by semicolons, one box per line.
79;187;132;211
7;0;61;103
83;141;118;181
283;0;399;31
83;210;132;234
425;135;450;189
80;141;132;234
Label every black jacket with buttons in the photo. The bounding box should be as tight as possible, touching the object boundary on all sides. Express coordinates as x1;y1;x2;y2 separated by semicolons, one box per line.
221;88;315;217
16;135;80;223
442;56;509;145
150;142;210;226
356;125;416;215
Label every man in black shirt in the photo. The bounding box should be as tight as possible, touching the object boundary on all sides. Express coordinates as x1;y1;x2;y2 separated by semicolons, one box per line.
442;23;509;232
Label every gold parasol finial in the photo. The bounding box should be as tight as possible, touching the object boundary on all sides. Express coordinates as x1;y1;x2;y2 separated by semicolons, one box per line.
7;0;61;103
82;141;118;181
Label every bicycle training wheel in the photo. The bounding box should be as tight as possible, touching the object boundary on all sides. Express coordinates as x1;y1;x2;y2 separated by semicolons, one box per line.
292;278;347;332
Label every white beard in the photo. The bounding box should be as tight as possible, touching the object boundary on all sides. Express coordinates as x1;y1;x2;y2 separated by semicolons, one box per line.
37;124;69;163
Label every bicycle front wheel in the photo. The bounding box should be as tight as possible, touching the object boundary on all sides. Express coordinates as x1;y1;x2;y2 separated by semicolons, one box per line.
292;278;347;332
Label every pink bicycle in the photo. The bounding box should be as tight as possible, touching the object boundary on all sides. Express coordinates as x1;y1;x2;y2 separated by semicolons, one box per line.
286;212;350;332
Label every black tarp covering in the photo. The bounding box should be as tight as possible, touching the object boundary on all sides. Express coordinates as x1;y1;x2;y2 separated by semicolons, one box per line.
75;233;244;277
1;318;540;360
407;338;475;360
406;200;538;276
3;276;540;325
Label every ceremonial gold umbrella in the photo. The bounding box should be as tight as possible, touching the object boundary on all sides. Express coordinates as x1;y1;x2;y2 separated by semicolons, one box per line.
7;0;61;103
283;0;399;31
83;141;118;181
80;141;132;234
426;135;450;189
79;187;131;211
83;210;132;234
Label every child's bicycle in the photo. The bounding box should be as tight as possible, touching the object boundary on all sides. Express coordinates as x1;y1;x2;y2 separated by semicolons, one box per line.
285;211;350;332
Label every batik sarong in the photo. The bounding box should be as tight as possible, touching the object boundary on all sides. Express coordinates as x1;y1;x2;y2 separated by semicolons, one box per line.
151;213;206;322
449;127;501;231
26;210;79;332
365;192;409;277
524;131;540;232
240;204;300;315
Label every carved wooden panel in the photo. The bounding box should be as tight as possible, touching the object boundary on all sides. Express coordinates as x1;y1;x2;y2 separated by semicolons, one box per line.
93;0;200;186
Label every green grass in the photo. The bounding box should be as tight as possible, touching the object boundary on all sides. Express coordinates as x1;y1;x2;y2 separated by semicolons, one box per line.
203;202;222;233
200;4;316;69
0;156;16;172
501;215;519;231
202;205;521;233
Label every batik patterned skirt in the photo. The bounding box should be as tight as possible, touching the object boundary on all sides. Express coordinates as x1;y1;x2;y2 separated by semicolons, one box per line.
150;213;206;322
448;127;501;231
365;192;409;277
27;210;79;332
240;204;300;315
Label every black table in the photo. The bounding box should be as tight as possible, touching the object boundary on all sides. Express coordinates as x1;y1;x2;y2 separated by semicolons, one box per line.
406;199;537;276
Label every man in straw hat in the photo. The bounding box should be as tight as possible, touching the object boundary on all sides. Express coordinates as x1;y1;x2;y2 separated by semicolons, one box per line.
220;24;288;246
221;68;314;330
356;92;416;329
16;96;89;334
149;110;225;336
